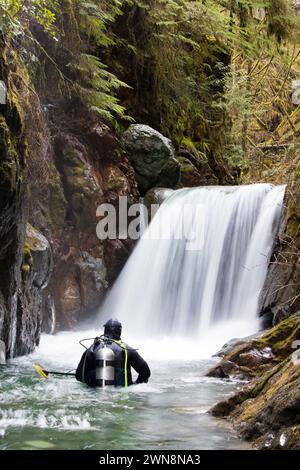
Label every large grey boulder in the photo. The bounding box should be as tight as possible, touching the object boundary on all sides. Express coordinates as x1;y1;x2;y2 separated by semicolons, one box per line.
122;124;180;192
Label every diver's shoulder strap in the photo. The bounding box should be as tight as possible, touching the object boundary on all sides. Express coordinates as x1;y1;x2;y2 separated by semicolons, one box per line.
114;340;129;387
114;340;127;349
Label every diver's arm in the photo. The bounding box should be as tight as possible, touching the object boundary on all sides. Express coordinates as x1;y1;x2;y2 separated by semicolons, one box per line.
75;350;89;382
130;351;151;383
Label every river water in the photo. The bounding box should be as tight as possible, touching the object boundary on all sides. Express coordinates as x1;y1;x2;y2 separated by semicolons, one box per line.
0;328;250;450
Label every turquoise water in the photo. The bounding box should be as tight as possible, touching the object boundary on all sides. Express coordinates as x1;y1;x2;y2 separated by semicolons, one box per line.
0;332;250;450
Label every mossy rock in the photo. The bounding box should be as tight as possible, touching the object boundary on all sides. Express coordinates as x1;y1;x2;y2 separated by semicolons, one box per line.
177;156;207;187
103;166;128;193
0;117;10;153
22;264;31;274
180;137;202;157
210;313;300;448
23;224;52;289
61;147;85;167
47;164;67;231
25;224;50;253
178;157;195;174
64;166;86;194
257;312;300;358
105;176;126;192
211;352;300;448
0;117;19;190
286;166;300;241
7;91;25;135
70;192;85;212
271;425;300;449
234;357;300;443
208;313;300;379
122;124;180;192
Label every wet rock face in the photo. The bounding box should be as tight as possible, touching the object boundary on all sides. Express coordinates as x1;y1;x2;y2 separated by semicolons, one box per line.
177;155;219;188
0;113;24;357
46;125;139;329
0;115;53;357
25;224;53;289
233;355;300;448
54;133;104;233
76;252;107;315
104;239;133;285
0;72;41;358
207;360;240;379
176;150;218;188
211;354;300;449
122;124;180;193
177;157;204;187
259;183;300;325
15;224;53;356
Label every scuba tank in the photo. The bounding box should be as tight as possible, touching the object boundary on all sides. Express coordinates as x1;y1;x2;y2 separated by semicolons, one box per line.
76;335;133;387
95;343;116;387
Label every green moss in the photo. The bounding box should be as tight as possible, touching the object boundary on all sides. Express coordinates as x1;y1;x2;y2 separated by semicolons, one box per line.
0;117;10;150
104;169;126;192
24;226;41;251
8;91;25;135
246;359;288;399
257;313;300;358
67;174;85;190
105;177;125;192
180;138;200;156
62;148;85;167
22;264;31;273
286;168;300;240
64;165;86;194
72;167;84;177
23;243;33;265
0;115;21;191
178;157;194;174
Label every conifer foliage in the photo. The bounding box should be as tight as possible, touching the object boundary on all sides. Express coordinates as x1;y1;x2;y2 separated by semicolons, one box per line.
0;0;299;171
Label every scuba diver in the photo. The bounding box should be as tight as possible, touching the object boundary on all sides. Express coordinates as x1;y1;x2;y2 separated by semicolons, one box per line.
75;319;151;388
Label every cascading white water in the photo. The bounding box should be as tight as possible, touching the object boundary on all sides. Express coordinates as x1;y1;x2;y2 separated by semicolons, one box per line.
99;184;285;345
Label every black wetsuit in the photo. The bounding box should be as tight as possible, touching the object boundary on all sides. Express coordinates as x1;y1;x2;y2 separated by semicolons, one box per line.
76;338;151;387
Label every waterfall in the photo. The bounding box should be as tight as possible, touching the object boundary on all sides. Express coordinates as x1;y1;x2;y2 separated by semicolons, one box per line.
99;184;285;342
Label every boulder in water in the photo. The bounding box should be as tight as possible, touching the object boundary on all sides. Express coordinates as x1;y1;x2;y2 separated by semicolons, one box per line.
122;124;180;192
206;360;240;379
